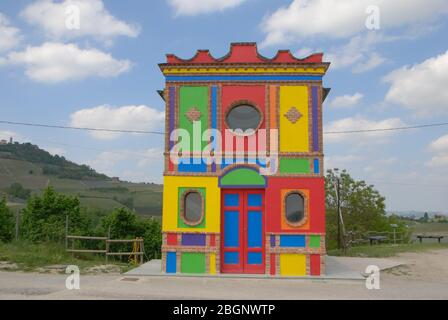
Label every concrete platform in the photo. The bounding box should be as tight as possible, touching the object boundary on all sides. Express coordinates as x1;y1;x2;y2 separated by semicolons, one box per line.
124;255;402;281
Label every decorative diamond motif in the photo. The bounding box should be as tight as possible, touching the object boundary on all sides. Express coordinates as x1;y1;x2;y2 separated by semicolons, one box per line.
284;107;302;124
185;107;202;122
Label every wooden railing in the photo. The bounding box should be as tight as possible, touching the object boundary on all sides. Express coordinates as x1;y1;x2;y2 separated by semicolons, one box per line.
66;235;145;264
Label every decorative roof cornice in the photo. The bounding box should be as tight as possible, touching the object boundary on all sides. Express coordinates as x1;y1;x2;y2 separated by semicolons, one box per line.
160;42;330;69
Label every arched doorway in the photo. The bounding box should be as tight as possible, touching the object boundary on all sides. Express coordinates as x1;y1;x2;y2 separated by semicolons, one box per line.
219;167;266;274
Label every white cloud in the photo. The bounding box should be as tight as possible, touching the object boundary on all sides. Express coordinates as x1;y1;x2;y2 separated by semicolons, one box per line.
325;154;362;170
325;33;387;73
427;134;448;168
261;0;448;46
0;130;20;141
2;42;131;83
137;148;163;167
352;52;386;73
44;147;66;156
426;155;448;168
324;116;405;144
429;135;448;153
294;47;314;58
87;150;129;172
70;105;165;140
330;92;363;108
0;13;22;52
20;0;139;43
85;148;164;183
378;157;398;165
168;0;247;16
120;169;163;184
384;50;448;117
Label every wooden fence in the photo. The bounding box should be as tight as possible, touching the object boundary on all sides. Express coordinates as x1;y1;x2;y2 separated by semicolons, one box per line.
66;235;145;264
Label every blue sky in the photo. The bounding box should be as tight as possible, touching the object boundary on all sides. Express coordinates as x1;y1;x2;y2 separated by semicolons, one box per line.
0;0;448;212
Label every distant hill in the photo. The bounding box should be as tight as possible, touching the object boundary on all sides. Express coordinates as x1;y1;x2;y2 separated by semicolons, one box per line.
388;211;448;218
0;142;162;216
0;142;108;180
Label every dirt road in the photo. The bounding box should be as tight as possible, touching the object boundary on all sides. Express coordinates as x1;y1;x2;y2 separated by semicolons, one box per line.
1;249;447;300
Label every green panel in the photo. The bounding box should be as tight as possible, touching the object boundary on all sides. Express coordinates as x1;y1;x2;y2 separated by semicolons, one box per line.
279;158;310;174
177;187;206;229
179;86;209;152
220;168;265;186
309;235;321;248
181;252;206;273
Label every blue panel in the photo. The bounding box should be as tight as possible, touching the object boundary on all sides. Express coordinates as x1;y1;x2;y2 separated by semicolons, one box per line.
166;75;323;82
234;158;244;165
221;162;230;170
166;252;176;273
280;235;306;247
224;194;239;207
247;252;262;265
211;86;217;130
224;252;239;264
248;194;262;207
248;211;262;248
224;211;239;247
314;158;320;174
178;158;207;173
256;158;267;168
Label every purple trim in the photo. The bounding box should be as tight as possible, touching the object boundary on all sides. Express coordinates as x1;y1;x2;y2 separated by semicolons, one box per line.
169;86;175;150
181;233;206;246
211;86;218;172
312;86;319;152
270;235;276;247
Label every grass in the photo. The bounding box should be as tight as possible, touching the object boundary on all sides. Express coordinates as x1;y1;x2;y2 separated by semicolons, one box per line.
328;242;448;258
0;241;132;273
413;222;448;234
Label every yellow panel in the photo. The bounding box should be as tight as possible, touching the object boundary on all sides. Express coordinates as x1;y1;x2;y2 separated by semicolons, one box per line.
279;86;309;152
280;254;306;276
209;253;216;274
163;67;326;75
162;176;220;233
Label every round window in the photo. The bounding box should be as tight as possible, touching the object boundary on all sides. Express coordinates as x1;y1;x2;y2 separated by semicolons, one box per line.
183;191;203;224
226;104;261;133
285;192;305;224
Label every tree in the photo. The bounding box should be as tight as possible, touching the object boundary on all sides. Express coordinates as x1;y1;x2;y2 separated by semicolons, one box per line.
6;182;31;200
101;207;144;239
20;186;90;242
325;169;393;249
141;217;162;260
101;207;161;260
0;197;14;242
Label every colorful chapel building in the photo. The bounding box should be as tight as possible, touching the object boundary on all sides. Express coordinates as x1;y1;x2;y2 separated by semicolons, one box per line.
160;43;330;276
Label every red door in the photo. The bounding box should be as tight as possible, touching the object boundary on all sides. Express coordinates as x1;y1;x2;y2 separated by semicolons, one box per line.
221;189;265;274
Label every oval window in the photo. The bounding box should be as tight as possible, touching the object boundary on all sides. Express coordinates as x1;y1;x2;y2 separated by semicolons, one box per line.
183;192;203;224
285;192;305;224
226;104;261;133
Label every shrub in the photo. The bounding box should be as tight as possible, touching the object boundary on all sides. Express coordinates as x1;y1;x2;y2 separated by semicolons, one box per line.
0;197;14;242
20;186;90;242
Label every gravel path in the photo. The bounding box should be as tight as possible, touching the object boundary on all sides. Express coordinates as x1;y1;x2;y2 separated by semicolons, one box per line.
1;249;447;300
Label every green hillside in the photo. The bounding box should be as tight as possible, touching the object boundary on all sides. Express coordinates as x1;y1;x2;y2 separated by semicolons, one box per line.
0;142;162;216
